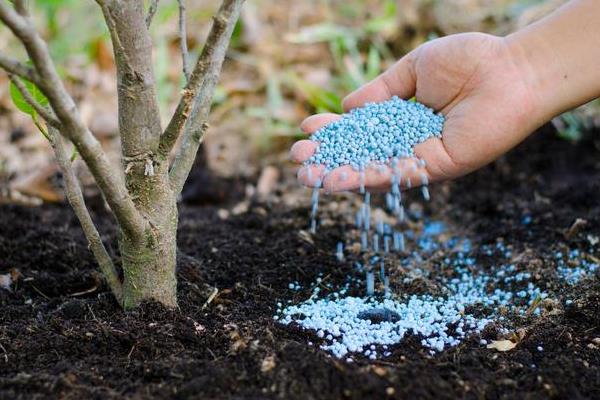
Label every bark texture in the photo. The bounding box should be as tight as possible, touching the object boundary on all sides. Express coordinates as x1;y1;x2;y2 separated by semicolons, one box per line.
120;193;178;309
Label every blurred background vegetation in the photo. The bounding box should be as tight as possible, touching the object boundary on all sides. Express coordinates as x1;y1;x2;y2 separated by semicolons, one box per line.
0;0;598;204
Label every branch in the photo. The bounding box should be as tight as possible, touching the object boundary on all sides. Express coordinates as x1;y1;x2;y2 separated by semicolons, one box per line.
0;2;146;238
145;0;159;28
178;0;190;82
8;73;61;128
13;0;28;16
159;0;243;165
48;127;123;303
0;51;39;83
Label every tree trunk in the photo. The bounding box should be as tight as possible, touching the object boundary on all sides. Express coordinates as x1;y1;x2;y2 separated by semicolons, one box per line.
119;215;178;310
120;161;179;310
100;0;179;309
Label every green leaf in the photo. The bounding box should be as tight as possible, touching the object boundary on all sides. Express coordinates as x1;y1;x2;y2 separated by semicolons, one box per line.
289;75;342;114
9;77;49;117
230;19;244;49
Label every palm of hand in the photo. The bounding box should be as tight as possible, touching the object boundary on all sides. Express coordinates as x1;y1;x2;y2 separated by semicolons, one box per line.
291;33;537;192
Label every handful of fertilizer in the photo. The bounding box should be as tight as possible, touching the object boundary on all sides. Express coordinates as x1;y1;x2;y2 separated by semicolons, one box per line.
306;96;445;171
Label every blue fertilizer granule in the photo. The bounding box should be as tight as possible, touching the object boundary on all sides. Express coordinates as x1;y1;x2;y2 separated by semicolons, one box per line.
277;266;499;358
276;253;545;358
556;249;599;284
307;96;444;171
276;219;599;361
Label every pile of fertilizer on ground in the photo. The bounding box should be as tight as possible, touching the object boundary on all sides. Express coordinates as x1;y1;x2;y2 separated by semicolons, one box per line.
275;220;597;361
307;96;444;171
284;97;599;362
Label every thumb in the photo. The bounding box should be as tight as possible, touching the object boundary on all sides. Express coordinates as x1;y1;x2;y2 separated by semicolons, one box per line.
342;51;418;112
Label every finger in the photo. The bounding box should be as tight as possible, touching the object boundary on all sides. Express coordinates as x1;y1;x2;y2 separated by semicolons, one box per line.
322;158;430;193
364;158;429;193
413;137;460;182
325;164;392;192
300;113;341;134
342;52;417;112
290;140;318;163
297;164;327;187
322;165;360;192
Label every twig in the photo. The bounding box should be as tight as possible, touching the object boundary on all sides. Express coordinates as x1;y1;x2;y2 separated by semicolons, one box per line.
68;284;99;297
201;287;219;310
158;0;243;160
525;294;542;316
8;74;61;128
48;127;123;303
178;0;190;82
126;343;136;367
0;2;146;238
0;51;39;83
7;72;122;299
145;0;159;28
0;342;7;364
30;284;50;299
166;0;244;193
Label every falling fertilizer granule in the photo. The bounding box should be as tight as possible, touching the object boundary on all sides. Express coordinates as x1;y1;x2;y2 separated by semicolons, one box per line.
280;97;598;362
275;220;598;361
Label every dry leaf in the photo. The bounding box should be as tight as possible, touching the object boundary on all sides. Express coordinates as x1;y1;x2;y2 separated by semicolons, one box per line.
225;323;249;353
11;164;63;203
487;339;517;352
261;355;276;373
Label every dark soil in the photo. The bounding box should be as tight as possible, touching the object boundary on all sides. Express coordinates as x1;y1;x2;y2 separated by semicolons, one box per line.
1;126;600;399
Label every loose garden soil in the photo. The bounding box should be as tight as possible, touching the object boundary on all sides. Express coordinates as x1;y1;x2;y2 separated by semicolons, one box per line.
1;125;599;399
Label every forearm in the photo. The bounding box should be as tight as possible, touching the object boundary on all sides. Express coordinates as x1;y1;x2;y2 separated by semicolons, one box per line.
506;0;600;126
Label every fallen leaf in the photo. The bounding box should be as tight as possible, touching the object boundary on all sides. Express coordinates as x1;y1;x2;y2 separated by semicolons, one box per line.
11;164;63;203
261;355;276;373
225;323;249;353
487;339;517;352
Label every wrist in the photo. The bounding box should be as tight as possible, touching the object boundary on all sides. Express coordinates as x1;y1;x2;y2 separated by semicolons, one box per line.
504;30;560;129
505;0;600;126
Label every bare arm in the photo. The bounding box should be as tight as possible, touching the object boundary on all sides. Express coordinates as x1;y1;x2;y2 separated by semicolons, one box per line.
507;0;600;127
291;0;600;192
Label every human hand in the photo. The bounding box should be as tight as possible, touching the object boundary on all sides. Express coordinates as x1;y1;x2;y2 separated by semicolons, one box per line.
290;33;541;192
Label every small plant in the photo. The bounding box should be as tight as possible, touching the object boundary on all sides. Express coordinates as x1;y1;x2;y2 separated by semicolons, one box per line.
0;0;244;309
